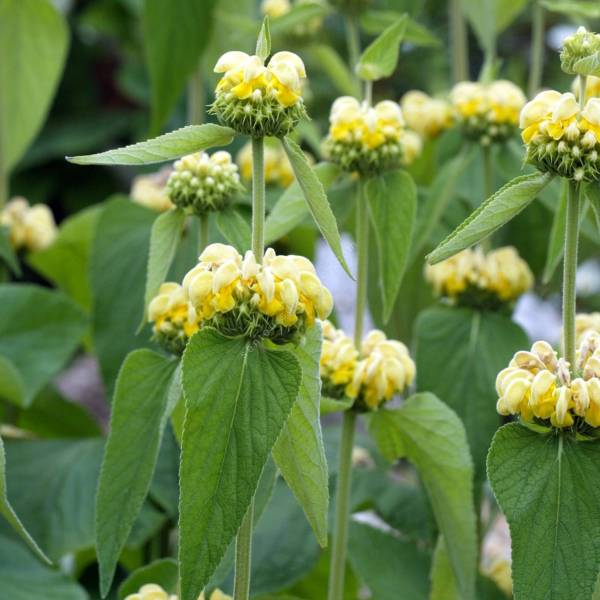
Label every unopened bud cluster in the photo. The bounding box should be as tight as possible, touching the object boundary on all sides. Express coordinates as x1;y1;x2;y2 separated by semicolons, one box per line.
0;197;57;252
520;91;600;182
425;246;533;310
131;168;174;213
181;243;332;342
261;0;323;36
125;583;230;600
325;97;405;175
320;321;415;411
450;80;526;145
211;50;307;137
166;151;240;215
400;90;453;139
496;333;600;429
237;140;297;188
576;312;600;344
148;283;200;355
560;27;600;75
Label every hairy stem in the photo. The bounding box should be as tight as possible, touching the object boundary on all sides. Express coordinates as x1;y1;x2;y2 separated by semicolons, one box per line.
449;0;468;83
528;0;545;97
233;498;255;600
580;75;587;110
199;213;209;253
354;181;369;346
562;182;580;367
327;410;357;600
251;137;265;263
481;146;493;251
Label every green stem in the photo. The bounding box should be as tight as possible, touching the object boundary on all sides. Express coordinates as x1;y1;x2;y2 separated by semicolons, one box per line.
364;80;373;107
199;213;209;253
580;75;588;110
327;410;357;600
233;498;254;600
354;181;369;347
344;15;361;85
562;182;580;367
528;0;545;97
449;0;468;83
187;65;205;125
251;137;265;262
480;146;493;251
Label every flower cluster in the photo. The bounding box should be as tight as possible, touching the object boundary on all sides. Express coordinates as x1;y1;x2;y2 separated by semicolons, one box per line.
237;140;297;188
572;75;600;100
496;333;600;429
211;51;307;137
325;97;405;175
520;90;600;181
124;583;230;600
560;27;600;75
261;0;323;35
0;197;57;252
425;246;533;310
320;321;415;411
450;80;526;144
181;244;332;341
400;90;453;139
131;168;174;212
576;312;600;344
148;283;200;355
166;151;241;215
400;130;423;166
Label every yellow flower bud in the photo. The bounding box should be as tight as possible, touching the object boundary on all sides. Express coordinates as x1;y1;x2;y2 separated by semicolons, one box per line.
400;90;452;138
261;0;291;18
0;197;57;252
131;168;174;212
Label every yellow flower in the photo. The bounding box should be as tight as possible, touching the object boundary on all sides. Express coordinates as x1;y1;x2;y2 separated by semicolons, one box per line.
0;196;57;252
400;130;423;166
237;140;298;188
575;312;600;344
482;559;513;597
400;90;453;138
124;583;178;600
573;75;600;99
131;168;174;212
320;320;359;388
181;244;332;339
425;246;532;308
261;0;291;17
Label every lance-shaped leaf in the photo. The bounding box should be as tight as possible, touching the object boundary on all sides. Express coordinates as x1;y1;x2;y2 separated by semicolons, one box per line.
273;324;329;547
306;45;360;97
366;393;477;600
427;172;553;265
67;124;235;165
586;181;600;235
216;206;251;252
359;10;441;47
179;329;301;600
265;162;341;245
140;208;186;328
255;17;271;60
573;51;600;78
488;424;600;600
366;169;416;322
356;15;407;81
542;0;600;19
96;350;179;597
281;138;351;277
0;436;50;564
543;181;568;284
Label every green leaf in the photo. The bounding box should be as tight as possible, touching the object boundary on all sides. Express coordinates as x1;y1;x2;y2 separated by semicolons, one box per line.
305;45;360;97
0;437;49;564
216;206;251;252
347;522;431;600
269;2;331;34
0;284;87;406
488;424;600;600
256;17;271;61
410;146;476;264
543;181;568;284
140;208;185;328
586;181;600;237
427;172;553;265
366;408;405;462
273;324;328;547
179;328;302;600
430;536;460;600
119;558;179;599
28;206;101;312
320;395;353;415
573;51;600;78
67;123;235;165
366;169;416;322
143;0;218;134
0;356;24;407
0;533;86;600
91;198;155;394
281;138;351;277
415;306;529;485
96;349;179;596
541;0;600;18
367;394;477;600
265;162;341;245
359;10;441;47
356;15;408;81
0;0;69;171
0;226;20;276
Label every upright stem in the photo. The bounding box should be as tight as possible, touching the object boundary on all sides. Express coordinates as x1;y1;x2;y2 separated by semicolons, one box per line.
251;137;265;262
562;182;580;367
580;75;588;110
199;213;209;253
354;181;369;346
449;0;468;83
344;15;361;78
364;80;373;107
528;1;545;97
233;498;254;600
187;65;205;125
327;410;357;600
482;145;493;201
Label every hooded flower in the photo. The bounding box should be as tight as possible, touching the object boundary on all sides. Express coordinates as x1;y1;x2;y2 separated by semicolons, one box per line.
400;90;453;138
0;197;57;252
131;167;174;212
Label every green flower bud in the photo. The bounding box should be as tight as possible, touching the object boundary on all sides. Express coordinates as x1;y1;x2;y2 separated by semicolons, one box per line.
560;27;600;75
